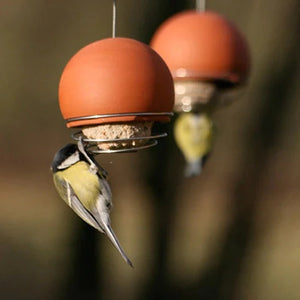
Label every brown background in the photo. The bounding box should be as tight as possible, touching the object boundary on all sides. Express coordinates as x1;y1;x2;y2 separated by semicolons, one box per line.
0;0;299;299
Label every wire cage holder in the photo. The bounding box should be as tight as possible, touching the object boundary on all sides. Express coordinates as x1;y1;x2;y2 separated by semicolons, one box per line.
69;112;173;154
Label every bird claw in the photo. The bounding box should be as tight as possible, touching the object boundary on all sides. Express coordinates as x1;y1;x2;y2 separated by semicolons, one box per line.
77;136;98;173
77;135;86;154
89;163;98;174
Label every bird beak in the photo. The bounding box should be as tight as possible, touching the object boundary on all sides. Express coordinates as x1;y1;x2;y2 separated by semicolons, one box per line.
100;217;133;268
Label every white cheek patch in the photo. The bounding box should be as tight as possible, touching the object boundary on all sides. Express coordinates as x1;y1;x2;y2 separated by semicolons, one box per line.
57;151;80;169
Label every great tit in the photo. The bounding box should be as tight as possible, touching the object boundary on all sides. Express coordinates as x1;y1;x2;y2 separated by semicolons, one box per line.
174;112;214;177
51;139;133;267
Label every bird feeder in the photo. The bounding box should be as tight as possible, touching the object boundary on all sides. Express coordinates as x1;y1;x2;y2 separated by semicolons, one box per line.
150;10;251;113
58;37;174;153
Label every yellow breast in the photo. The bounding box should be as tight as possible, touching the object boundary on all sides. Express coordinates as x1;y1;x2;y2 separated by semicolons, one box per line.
54;161;100;211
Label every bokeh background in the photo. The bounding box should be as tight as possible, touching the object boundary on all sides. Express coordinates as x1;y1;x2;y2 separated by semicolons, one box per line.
0;0;299;299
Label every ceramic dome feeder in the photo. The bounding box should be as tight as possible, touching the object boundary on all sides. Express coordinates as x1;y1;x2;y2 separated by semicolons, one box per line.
58;37;174;153
151;10;251;113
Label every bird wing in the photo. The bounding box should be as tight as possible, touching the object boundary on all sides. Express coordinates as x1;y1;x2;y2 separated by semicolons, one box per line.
56;176;104;232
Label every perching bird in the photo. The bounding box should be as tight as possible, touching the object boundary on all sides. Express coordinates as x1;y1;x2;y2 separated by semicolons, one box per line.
51;139;133;267
174;112;214;177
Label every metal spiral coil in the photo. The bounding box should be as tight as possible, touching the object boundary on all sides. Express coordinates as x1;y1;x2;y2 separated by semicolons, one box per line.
69;112;173;154
71;131;167;154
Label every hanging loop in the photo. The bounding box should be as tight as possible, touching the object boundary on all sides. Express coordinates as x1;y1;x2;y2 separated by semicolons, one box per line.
196;0;206;11
112;0;117;38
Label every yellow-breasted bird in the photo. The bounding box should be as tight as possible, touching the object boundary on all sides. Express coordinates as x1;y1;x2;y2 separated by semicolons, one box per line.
51;139;133;267
174;112;214;177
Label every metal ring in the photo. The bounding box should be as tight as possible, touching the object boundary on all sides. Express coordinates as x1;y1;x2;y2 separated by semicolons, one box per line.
89;140;158;154
71;131;166;154
71;131;167;143
66;112;173;122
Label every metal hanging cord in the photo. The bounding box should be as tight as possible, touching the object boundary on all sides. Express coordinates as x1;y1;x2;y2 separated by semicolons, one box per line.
112;0;117;37
196;0;206;11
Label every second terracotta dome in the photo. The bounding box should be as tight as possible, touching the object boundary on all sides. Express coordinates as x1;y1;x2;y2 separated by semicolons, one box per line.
59;37;174;127
151;11;251;86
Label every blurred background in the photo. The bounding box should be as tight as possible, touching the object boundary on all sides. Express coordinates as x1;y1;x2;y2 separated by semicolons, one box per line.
0;0;299;299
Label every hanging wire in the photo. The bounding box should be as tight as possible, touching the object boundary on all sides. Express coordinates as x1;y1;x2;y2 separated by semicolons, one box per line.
196;0;206;11
112;0;117;38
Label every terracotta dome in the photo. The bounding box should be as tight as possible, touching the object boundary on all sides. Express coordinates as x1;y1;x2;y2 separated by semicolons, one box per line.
151;11;251;87
58;37;174;127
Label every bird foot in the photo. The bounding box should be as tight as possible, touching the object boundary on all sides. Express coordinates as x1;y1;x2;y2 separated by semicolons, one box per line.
77;136;98;173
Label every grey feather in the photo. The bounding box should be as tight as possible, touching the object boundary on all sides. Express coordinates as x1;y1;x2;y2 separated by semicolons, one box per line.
57;177;104;232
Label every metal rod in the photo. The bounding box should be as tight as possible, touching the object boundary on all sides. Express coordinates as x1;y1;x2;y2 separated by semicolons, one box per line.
66;112;173;123
196;0;206;11
112;0;116;38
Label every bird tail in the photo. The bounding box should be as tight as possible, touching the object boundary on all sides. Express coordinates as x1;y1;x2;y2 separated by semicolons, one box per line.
184;159;203;177
184;153;211;178
100;220;134;268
